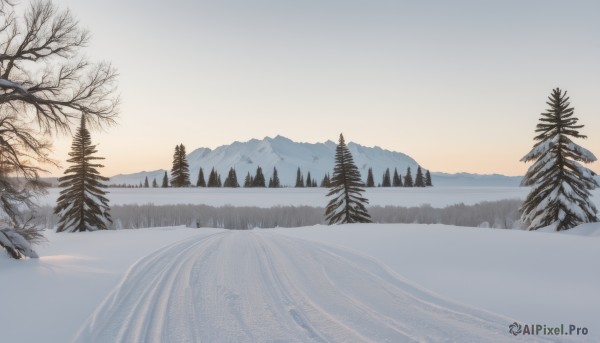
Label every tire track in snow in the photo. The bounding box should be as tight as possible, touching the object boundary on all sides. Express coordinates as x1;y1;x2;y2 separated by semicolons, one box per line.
73;230;553;343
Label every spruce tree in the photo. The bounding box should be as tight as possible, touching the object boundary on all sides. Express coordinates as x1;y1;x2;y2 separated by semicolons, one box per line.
196;168;206;187
54;116;112;232
392;168;402;187
161;171;169;188
520;88;598;231
143;176;149;188
271;167;280;188
366;168;375;187
152;178;158;188
207;168;220;187
268;178;273;188
306;172;312;188
414;166;425;187
223;168;240;188
170;144;191;187
244;172;253;187
252;166;266;187
382;168;391;187
404;167;414;187
295;168;304;187
325;134;371;224
425;170;433;187
320;173;331;188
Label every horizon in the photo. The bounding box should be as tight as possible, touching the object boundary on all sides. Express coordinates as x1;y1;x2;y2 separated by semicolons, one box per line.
47;0;599;177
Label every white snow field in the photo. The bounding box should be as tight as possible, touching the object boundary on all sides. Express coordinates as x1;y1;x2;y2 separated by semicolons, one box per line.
37;186;535;208
2;223;599;342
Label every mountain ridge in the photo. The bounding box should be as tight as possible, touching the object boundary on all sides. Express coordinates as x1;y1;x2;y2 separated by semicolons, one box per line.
109;136;524;187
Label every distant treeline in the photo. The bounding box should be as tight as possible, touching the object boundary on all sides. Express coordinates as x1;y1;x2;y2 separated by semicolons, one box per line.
35;199;521;230
110;165;434;189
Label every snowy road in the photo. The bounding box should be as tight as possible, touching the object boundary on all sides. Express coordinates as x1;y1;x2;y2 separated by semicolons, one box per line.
73;230;534;342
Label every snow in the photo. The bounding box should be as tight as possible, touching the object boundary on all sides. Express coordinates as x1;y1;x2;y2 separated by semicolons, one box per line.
3;186;600;341
37;186;536;208
0;78;26;92
1;223;599;342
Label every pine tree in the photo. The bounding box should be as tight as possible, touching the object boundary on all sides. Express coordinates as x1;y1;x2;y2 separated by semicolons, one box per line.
244;172;253;187
196;168;206;187
268;178;273;188
520;88;598;231
313;179;318;187
170;144;191;187
320;173;331;188
295;168;304;187
306;172;312;188
252;166;266;187
325;134;372;224
54;116;112;232
216;173;222;187
143;176;149;188
425;170;433;187
207;168;220;187
382;168;391;187
152;178;158;188
392;168;402;187
414;166;425;187
161;171;169;188
270;167;280;188
404;167;414;187
366;168;375;187
223;168;240;188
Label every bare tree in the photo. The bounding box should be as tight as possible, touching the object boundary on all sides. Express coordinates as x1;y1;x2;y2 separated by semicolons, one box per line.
0;0;119;258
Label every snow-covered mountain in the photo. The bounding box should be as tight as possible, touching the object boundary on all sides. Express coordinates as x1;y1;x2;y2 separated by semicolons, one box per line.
108;135;523;187
110;135;419;186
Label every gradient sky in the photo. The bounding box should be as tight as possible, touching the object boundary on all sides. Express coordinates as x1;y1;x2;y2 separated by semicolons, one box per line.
49;0;600;176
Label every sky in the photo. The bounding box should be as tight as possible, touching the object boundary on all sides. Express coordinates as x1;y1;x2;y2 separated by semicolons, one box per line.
47;0;600;177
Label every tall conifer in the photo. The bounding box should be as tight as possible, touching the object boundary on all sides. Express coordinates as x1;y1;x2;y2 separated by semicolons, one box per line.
54;117;112;232
325;134;371;224
520;88;598;231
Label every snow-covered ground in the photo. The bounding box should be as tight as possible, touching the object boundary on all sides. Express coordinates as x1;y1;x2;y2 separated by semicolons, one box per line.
2;223;599;342
37;186;536;208
2;187;599;342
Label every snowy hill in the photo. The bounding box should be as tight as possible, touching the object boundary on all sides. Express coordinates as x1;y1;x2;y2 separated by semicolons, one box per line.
108;135;526;187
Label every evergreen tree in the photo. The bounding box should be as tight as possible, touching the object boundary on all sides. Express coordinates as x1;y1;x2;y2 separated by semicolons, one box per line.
268;178;273;188
313;179;318;187
392;168;403;187
152;178;158;188
382;168;391;187
143;176;149;188
320;173;331;188
217;173;222;187
223;168;240;188
170;144;191;187
366;168;375;187
414;166;425;187
161;171;169;188
196;168;206;187
325;134;372;224
244;172;253;188
252;166;266;187
425;170;433;187
295;167;304;187
270;167;280;188
54;116;112;232
207;168;217;187
306;172;312;188
520;88;598;231
404;167;414;187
